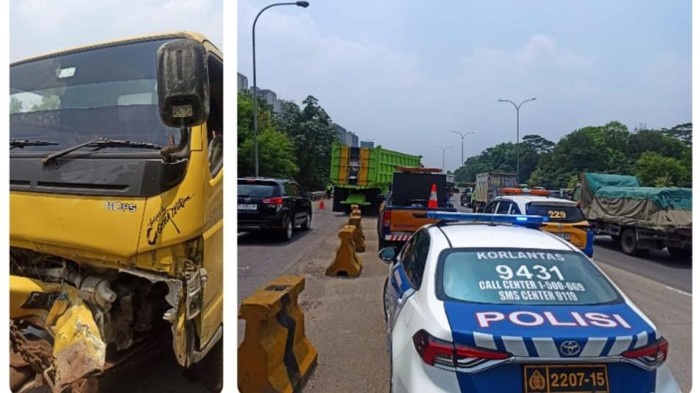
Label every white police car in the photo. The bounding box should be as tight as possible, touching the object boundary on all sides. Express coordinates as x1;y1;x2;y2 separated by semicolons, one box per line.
379;212;680;393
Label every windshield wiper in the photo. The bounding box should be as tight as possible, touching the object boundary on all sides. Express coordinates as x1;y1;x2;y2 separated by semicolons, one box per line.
42;138;162;166
10;139;59;150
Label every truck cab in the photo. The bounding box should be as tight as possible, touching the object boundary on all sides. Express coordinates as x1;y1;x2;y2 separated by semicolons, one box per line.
10;33;223;392
377;167;456;251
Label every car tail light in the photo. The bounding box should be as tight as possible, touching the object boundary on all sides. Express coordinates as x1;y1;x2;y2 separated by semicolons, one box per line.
412;330;511;369
262;197;284;206
382;210;391;227
622;337;669;369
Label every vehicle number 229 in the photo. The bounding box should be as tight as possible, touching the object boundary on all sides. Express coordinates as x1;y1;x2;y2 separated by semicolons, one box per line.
548;210;567;219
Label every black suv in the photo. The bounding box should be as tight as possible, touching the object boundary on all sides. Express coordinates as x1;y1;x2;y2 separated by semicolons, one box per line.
238;178;312;241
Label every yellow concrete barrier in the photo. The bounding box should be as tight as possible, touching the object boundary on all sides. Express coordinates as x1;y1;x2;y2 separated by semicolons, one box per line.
326;225;362;277
238;275;318;393
348;213;366;253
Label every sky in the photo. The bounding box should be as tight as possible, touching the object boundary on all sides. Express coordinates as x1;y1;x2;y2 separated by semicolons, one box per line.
237;0;692;171
9;0;223;61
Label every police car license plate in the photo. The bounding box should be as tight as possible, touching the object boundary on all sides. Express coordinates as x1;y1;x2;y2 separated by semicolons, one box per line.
555;232;571;241
238;204;258;211
523;364;608;393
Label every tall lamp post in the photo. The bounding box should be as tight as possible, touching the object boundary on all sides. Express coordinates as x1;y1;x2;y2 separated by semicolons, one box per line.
252;1;310;177
436;145;452;173
497;97;536;182
450;130;475;167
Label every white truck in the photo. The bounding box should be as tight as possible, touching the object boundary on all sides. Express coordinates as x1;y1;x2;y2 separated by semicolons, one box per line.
472;172;517;212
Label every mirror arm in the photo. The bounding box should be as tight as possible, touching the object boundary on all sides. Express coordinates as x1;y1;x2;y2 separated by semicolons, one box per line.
160;126;190;162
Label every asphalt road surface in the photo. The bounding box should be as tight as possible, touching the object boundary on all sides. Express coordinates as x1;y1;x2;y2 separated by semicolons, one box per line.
237;197;692;392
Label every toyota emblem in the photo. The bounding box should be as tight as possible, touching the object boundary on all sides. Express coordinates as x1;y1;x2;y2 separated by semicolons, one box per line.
559;340;581;356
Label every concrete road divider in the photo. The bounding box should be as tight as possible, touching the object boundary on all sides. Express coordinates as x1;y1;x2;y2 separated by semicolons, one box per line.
238;275;318;393
326;225;362;277
348;212;366;252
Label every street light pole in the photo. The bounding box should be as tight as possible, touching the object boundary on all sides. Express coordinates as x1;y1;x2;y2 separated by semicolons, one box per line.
498;97;537;183
450;130;475;167
436;145;452;173
252;1;310;177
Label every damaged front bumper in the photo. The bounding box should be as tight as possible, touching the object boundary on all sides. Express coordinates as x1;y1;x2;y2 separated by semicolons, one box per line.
10;275;105;392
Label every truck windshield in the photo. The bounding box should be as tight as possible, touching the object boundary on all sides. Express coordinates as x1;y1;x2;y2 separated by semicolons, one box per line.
10;38;181;152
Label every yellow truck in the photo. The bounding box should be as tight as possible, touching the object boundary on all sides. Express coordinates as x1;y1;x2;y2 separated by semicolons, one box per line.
9;32;223;392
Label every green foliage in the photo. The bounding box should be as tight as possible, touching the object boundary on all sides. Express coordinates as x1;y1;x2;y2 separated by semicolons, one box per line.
237;91;338;190
237;91;298;178
238;127;299;178
454;121;691;190
661;123;691;147
635;152;689;187
275;95;337;190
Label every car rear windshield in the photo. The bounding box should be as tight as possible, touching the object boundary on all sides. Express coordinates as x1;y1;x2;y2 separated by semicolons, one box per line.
237;181;280;198
436;248;621;306
526;202;585;223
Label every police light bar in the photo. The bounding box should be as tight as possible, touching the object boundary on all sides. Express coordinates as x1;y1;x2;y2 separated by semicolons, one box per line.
425;211;548;228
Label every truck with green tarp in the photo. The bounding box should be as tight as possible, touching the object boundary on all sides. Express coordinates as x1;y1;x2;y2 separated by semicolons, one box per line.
329;144;422;214
573;172;692;257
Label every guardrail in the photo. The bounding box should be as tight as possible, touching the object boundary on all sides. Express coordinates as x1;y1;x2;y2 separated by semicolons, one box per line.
309;191;326;200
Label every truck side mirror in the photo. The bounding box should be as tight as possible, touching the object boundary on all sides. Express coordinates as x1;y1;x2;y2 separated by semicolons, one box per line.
156;38;210;128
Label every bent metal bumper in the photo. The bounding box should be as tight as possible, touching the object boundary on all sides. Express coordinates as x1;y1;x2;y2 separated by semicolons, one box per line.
10;275;105;392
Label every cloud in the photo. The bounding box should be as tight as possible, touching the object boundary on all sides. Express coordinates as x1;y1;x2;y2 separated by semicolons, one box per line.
237;3;688;170
10;0;223;61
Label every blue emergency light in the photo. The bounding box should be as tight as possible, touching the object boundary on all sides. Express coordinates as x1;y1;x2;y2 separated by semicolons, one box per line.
425;211;548;228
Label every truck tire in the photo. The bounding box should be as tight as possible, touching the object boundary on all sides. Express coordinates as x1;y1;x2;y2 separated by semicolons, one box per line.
668;247;692;258
620;228;640;255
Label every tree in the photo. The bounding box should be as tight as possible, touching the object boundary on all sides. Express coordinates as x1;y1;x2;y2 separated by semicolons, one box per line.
238;128;299;178
237;91;298;178
275;95;337;190
628;129;687;161
635;152;689;187
661;122;691;147
521;134;555;154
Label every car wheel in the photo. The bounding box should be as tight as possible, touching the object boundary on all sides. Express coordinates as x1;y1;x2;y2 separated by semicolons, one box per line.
382;277;390;325
301;210;311;231
620;228;639;255
279;214;293;241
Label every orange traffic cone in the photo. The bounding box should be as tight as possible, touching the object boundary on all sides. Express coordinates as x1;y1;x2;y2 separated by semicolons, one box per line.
428;184;438;208
319;199;325;209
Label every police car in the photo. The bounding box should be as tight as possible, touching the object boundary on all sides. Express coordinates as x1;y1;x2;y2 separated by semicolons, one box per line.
379;212;680;393
484;188;594;257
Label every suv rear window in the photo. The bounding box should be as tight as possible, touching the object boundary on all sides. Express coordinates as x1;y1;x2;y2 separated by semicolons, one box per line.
526;203;585;223
237;180;280;198
436;248;621;306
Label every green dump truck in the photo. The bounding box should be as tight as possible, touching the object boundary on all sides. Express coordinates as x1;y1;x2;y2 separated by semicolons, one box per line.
573;172;692;257
329;144;422;214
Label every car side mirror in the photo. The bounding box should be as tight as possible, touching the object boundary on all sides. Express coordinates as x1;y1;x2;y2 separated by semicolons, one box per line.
378;247;397;263
156;38;210;128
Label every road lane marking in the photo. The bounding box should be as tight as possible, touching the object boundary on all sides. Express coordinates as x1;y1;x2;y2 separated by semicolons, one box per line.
664;285;692;297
